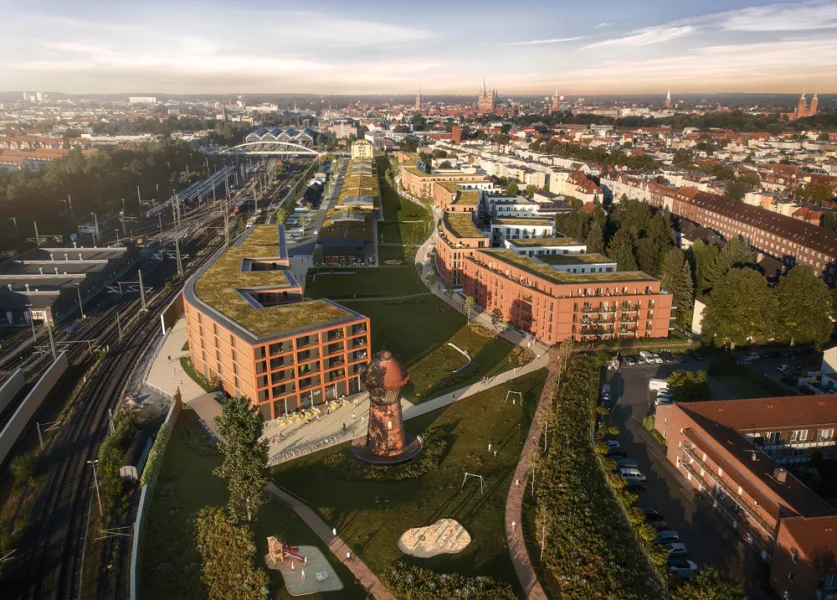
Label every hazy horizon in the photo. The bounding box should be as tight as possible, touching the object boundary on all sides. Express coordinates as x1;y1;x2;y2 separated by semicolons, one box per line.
2;0;836;96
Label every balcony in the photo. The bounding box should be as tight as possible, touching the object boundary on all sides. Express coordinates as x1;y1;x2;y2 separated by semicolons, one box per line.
326;329;345;342
296;349;320;364
619;304;640;313
298;362;321;377
351;323;368;336
352;336;368;350
270;356;290;369
326;356;345;370
325;342;345;356
326;368;346;383
352;362;367;375
352;350;368;363
681;446;776;540
295;335;318;349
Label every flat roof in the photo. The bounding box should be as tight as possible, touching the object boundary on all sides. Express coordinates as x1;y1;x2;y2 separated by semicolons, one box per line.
478;249;657;285
190;224;361;338
443;212;485;239
492;217;554;227
538;253;614;266
506;237;584;247
452;190;480;206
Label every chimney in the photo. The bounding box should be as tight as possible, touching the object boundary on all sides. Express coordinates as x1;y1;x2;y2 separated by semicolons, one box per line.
50;253;54;261
78;253;83;260
7;284;11;291
25;283;30;292
54;267;59;274
64;253;69;260
774;467;787;483
39;267;44;275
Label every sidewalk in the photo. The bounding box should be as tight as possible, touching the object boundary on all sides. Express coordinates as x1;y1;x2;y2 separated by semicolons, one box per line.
265;482;395;600
505;350;559;600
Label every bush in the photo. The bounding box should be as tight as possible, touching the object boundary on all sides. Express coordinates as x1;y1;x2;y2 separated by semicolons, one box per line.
10;450;40;486
180;357;219;393
385;562;517;600
642;415;667;446
98;415;139;501
667;370;710;403
141;423;171;487
322;427;448;481
180;418;218;456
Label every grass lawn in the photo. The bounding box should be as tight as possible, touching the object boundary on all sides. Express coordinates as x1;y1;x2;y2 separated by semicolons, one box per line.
342;295;523;402
377;245;406;263
272;369;547;592
139;409;368;600
180;357;217;393
305;266;425;299
377;157;432;251
711;375;778;399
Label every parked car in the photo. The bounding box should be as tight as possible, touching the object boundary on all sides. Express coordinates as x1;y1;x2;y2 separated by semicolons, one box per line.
660;351;675;363
649;378;669;392
655;398;673;407
613;457;639;470
623;355;637;366
650;352;664;364
675;353;688;363
653;531;680;545
763;350;782;358
624;480;647;492
667;558;699;578
691;352;704;361
618;467;647;482
603;440;621;449
664;542;688;557
601;384;611;405
607;446;628;458
777;364;797;374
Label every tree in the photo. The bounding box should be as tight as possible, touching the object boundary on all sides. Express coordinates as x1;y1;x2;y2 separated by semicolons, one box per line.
670;567;747;600
635;237;658;274
213;397;269;522
401;136;419;153
672;149;693;169
607;228;638;271
689;240;720;295
312;247;323;269
773;266;833;349
525;184;538;197
725;180;748;201
491;307;504;327
659;248;695;320
585;221;605;254
702;268;776;349
704;237;755;289
439;160;452;169
507;180;520;195
464;296;476;321
667;370;709;403
425;270;438;288
195;507;269;600
818;131;831;142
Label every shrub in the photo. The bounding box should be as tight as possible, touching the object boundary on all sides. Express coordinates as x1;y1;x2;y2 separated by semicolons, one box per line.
667;369;710;403
642;415;667;446
10;450;40;486
322;427;448;481
141;423;171;487
98;414;139;501
385;562;517;600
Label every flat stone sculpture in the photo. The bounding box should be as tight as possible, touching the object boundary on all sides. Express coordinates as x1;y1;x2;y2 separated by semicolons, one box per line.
397;518;471;558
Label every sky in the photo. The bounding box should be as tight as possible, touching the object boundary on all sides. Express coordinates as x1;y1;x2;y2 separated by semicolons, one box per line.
1;0;836;96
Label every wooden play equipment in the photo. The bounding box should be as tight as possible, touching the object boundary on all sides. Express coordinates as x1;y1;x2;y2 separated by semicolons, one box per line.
267;536;308;566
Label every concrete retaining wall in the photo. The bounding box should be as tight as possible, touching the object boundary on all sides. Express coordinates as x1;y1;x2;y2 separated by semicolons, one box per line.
159;293;183;337
0;352;69;467
0;368;26;414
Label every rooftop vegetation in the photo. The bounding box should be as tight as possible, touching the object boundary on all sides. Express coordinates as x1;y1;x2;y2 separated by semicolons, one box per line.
443;212;486;240
507;237;584;247
538;253;614;265
481;249;656;285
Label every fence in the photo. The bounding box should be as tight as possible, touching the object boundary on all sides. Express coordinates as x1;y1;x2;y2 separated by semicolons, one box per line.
0;368;25;414
129;394;182;600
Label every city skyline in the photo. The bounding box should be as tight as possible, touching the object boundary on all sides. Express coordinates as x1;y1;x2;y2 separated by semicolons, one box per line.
2;0;837;95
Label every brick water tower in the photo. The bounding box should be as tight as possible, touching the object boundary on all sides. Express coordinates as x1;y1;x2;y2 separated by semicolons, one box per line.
352;350;423;464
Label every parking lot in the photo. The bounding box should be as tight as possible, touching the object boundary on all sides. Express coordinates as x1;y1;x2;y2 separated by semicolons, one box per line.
604;355;773;598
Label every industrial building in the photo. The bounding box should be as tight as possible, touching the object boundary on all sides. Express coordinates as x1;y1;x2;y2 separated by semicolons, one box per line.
183;224;370;420
0;245;136;326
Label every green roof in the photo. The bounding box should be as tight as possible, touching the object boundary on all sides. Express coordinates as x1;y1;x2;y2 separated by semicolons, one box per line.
492;217;554;227
452;190;480;206
506;237;584;247
194;225;354;337
438;182;460;193
443;212;485;239
481;249;656;285
538;253;615;265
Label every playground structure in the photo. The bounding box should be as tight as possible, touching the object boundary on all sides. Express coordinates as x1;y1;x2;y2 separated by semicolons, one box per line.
267;536;308;567
398;518;471;558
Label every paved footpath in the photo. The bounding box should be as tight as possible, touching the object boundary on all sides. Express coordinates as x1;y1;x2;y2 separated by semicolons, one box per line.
266;482;396;600
505;350;560;600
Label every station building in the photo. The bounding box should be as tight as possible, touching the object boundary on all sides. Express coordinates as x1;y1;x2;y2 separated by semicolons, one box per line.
0;244;136;326
183;224;370;420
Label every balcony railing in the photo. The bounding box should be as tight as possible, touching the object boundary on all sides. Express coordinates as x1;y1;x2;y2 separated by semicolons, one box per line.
326;330;344;342
325;343;344;356
682;446;776;539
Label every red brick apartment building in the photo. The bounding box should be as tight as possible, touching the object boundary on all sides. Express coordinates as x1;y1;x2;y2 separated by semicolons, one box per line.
435;211;490;286
432;181;485;213
395;152;485;198
183;224;370;420
461;248;672;344
652;187;837;283
655;396;837;599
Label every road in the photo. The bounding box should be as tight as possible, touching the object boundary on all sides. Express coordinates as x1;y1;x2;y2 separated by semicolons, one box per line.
605;358;774;599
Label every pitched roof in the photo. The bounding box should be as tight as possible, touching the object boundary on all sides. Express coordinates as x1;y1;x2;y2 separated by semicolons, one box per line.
780;515;837;571
681;395;837;432
689;192;837;258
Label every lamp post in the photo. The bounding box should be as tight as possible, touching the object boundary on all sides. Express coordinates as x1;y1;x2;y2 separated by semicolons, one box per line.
76;283;86;319
90;212;99;245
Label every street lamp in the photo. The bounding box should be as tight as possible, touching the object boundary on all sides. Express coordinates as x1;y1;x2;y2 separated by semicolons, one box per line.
76;283;86;319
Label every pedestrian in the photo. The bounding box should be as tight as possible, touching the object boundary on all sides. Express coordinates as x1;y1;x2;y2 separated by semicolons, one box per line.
511;521;516;531
332;527;337;537
346;551;352;561
352;411;355;420
301;569;306;580
342;422;347;431
515;478;520;487
167;355;172;363
488;441;492;452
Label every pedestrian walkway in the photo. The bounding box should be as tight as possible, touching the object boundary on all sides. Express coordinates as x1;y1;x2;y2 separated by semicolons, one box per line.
329;291;431;303
505;350;560;600
265;482;395;600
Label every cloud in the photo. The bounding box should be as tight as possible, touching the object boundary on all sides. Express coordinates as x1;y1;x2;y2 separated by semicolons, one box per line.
716;0;837;32
502;36;583;46
594;22;612;29
581;25;695;49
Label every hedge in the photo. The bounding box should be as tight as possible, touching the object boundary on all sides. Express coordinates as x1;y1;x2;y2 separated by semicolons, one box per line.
385;562;516;600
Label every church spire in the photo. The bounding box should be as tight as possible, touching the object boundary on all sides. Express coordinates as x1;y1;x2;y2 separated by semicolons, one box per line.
813;84;818;99
801;85;806;99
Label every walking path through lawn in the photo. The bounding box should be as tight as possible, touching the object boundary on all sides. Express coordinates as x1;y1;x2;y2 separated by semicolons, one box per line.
328;291;431;302
265;482;396;600
505;349;560;600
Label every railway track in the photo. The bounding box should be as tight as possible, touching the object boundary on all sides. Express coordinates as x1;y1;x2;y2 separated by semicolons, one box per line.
9;230;224;600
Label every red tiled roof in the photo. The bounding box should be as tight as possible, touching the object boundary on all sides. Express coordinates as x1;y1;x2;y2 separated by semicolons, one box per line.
780;515;837;571
682;395;837;431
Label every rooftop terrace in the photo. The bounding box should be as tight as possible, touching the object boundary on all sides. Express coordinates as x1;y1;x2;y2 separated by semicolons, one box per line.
478;249;656;286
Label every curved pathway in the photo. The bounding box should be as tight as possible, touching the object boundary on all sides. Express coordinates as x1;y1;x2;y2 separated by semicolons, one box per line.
505;350;560;600
266;483;396;600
